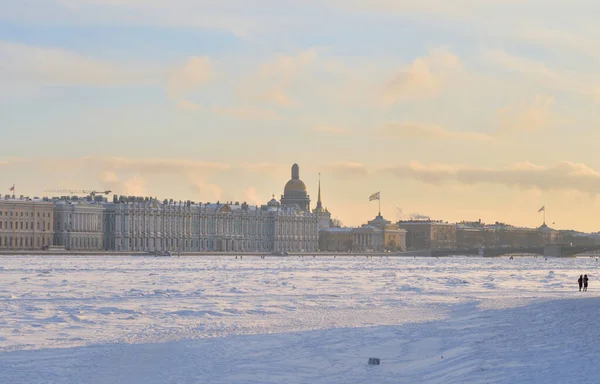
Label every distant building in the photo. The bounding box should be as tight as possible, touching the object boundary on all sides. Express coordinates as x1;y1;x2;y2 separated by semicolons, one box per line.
280;163;311;211
318;227;353;251
319;213;406;252
456;221;560;249
313;176;331;230
0;196;54;250
353;214;406;252
456;224;485;248
397;220;457;250
101;197;318;253
100;163;319;253
53;197;104;251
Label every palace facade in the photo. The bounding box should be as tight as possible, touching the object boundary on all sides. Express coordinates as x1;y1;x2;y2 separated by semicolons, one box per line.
0;196;54;250
1;163;320;253
101;197;318;253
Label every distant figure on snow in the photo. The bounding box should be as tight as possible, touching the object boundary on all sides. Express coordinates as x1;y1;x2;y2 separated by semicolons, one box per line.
578;275;583;291
583;275;589;291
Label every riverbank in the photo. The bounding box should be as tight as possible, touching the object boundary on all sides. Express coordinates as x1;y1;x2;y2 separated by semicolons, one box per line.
0;250;438;257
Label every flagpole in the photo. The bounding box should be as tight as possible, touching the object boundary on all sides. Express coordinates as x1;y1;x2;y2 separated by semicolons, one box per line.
378;193;381;216
544;206;546;225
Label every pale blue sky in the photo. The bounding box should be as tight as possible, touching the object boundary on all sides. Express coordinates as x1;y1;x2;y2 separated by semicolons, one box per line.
2;0;600;230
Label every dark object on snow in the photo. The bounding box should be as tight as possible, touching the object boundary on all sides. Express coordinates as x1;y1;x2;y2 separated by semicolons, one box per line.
368;358;380;365
584;275;589;291
579;275;583;291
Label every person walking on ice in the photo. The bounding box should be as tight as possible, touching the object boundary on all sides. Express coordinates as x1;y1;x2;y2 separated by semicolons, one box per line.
583;275;589;291
578;275;583;291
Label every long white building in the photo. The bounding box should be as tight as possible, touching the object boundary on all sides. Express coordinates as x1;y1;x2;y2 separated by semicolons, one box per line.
2;163;320;253
101;196;318;253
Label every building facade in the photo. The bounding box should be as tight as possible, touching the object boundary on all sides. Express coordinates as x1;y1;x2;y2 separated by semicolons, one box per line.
53;198;104;251
0;196;54;250
98;163;319;253
101;197;318;253
319;214;406;252
397;220;457;250
319;228;353;251
353;215;406;252
456;221;560;249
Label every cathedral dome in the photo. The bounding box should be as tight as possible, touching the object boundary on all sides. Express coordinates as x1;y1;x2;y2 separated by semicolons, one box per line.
284;179;307;193
283;163;307;193
281;163;311;211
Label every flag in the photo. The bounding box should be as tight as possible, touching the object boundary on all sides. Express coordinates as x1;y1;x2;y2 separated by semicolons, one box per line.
9;185;14;192
369;191;380;201
538;205;545;212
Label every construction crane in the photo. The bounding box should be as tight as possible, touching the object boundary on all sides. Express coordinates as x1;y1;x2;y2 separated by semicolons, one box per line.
45;189;112;199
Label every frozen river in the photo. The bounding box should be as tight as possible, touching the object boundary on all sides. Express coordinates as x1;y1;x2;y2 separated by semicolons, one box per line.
1;255;599;383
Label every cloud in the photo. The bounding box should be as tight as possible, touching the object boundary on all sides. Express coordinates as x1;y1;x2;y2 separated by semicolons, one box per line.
176;99;202;111
39;157;229;177
237;48;320;108
242;186;262;205
481;48;600;101
167;56;211;99
0;158;28;167
381;122;492;141
99;171;119;183
381;48;459;105
260;89;297;107
211;106;279;120
312;124;350;136
258;48;319;81
189;178;223;202
385;161;600;195
38;0;259;36
482;48;557;78
496;95;555;134
0;41;159;88
122;176;147;196
327;0;525;18
240;163;280;172
97;171;147;196
520;28;600;62
327;162;369;179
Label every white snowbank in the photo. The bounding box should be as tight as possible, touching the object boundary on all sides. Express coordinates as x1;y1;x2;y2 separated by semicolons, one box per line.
0;255;598;383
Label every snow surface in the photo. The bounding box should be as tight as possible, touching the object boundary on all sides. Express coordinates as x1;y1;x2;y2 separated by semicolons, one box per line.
0;255;599;383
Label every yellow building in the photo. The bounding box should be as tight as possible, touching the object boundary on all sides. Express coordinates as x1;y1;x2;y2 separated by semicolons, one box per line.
319;214;406;252
0;197;54;250
397;220;457;250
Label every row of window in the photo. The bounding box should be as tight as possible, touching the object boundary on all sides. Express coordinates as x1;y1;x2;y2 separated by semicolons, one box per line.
0;221;51;231
0;211;51;217
0;236;49;248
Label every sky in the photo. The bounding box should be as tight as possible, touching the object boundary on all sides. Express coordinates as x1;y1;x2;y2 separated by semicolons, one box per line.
3;1;600;231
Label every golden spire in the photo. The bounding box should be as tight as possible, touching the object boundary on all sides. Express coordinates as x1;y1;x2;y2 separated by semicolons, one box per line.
315;173;323;211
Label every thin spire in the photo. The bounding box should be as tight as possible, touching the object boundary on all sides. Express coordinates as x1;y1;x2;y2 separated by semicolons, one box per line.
316;173;322;209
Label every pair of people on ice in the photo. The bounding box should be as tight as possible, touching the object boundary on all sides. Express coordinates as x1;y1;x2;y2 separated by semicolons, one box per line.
578;275;589;291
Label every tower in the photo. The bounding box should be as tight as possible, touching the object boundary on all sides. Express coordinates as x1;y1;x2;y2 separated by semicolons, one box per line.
313;173;331;229
280;163;311;211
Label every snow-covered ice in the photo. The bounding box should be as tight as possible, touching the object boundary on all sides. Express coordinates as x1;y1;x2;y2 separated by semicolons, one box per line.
0;255;599;383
